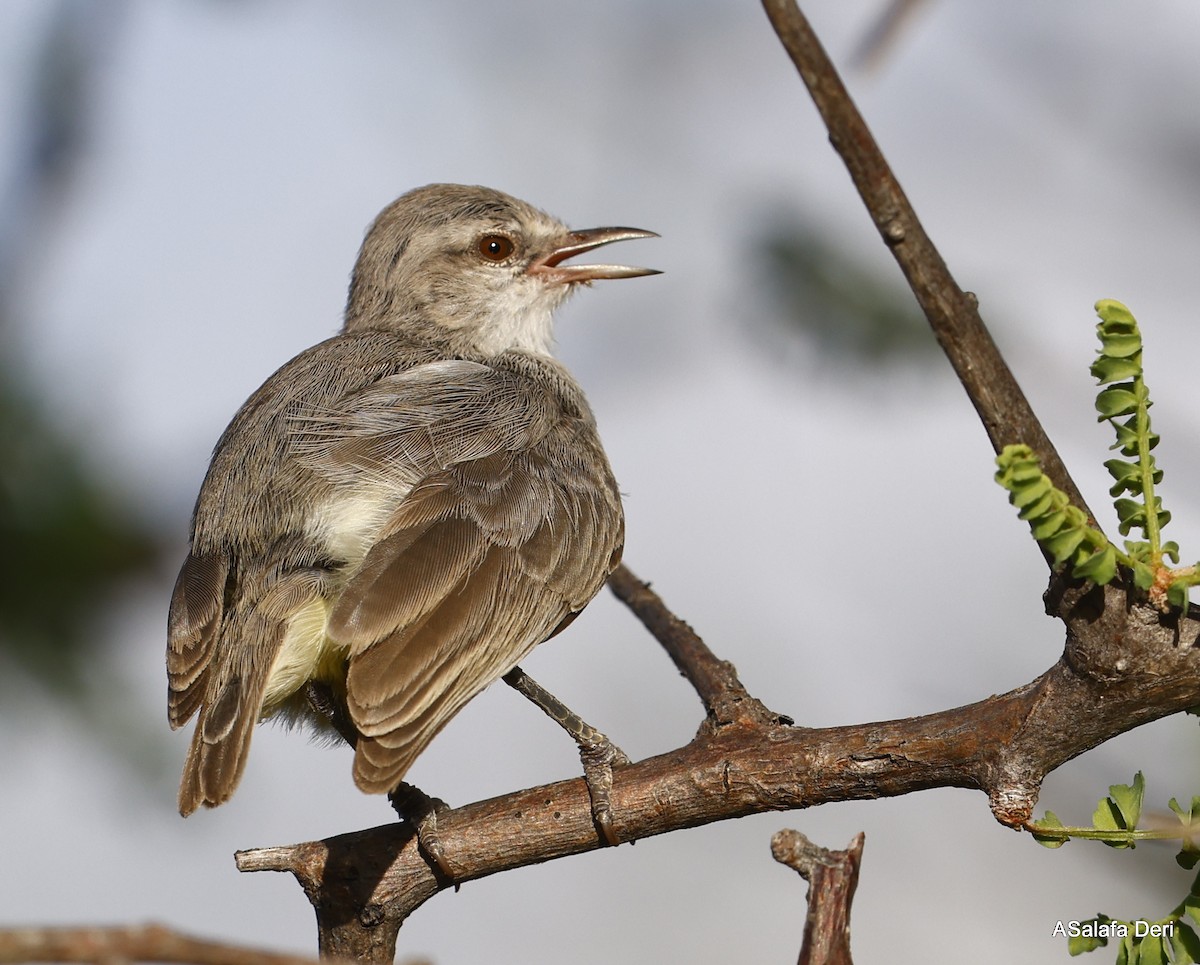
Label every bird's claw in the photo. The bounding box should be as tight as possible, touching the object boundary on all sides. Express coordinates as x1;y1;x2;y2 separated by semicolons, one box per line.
389;782;455;883
579;737;630;847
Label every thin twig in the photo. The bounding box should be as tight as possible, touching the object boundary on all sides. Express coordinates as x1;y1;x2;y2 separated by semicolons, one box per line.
761;0;1092;526
607;563;782;728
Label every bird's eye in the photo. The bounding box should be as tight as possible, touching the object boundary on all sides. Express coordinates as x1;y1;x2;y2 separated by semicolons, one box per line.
477;234;515;262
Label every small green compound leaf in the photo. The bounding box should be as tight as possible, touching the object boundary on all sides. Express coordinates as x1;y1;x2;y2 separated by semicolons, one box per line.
995;444;1117;586
1031;810;1068;848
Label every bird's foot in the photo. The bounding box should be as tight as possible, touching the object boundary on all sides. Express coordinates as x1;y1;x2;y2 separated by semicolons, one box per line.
388;782;455;883
579;733;631;847
502;666;630;847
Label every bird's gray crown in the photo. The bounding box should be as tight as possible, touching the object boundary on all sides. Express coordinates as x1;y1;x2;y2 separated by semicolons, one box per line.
343;184;576;356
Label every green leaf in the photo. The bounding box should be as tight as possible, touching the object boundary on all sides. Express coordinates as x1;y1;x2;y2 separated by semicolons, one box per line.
1096;386;1141;419
1173;923;1200;964
1092;355;1143;383
1104;458;1144;496
1011;476;1053;510
1069;917;1111;955
1186;892;1200;926
1172;799;1200;870
1032;810;1069;848
1074;545;1118;584
1139;934;1167;965
1096;332;1143;359
1092;775;1143;849
1045;526;1089;565
1132;561;1156;589
1124;541;1154;562
1111;773;1145;829
1111;420;1141;454
1031;509;1070;541
1096;298;1138;326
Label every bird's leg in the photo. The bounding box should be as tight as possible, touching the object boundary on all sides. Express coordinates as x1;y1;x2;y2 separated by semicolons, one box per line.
304;683;455;881
303;681;359;748
502;666;630;847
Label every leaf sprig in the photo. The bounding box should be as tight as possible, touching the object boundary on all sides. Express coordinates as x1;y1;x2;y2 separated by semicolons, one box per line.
1028;775;1200;962
995;300;1200;611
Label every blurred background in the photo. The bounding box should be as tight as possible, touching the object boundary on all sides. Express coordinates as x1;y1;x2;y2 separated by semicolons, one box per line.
3;1;1200;962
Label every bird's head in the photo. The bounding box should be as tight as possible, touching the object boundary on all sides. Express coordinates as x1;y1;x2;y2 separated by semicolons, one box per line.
343;183;658;356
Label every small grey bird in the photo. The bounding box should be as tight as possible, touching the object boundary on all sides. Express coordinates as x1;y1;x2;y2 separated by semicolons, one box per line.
167;184;657;816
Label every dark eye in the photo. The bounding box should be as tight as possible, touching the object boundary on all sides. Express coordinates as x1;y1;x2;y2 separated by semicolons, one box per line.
478;234;515;262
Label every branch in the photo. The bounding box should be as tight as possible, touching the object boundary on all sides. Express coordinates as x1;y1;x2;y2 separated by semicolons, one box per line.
772;830;865;965
760;0;1092;524
236;582;1200;958
607;563;782;728
215;8;1200;962
0;924;326;965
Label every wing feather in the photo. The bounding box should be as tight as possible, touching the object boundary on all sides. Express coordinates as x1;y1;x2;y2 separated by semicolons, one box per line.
167;552;229;729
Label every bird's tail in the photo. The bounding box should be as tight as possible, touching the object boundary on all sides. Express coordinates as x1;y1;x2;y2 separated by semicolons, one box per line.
177;673;259;816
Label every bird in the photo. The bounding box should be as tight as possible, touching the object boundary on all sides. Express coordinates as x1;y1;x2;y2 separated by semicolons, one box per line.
167;183;658;817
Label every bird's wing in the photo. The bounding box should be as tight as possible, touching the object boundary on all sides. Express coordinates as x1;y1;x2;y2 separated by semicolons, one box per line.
295;358;623;793
168;356;621;809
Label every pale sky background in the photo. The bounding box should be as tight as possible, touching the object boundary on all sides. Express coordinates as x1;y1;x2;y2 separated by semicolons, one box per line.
3;2;1200;963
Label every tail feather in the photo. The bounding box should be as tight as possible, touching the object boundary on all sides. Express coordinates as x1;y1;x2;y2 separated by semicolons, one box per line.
177;688;257;816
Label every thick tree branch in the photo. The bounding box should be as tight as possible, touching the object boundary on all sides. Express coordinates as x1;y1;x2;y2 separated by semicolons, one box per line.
237;581;1200;960
761;0;1092;524
772;830;865;965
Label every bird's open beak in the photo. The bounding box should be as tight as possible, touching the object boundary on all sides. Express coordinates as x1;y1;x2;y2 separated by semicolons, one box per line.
529;227;660;284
